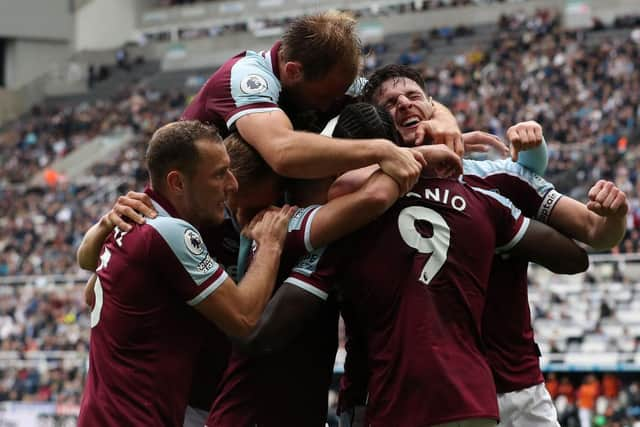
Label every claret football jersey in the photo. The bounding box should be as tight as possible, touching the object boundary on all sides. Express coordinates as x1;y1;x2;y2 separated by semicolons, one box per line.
285;177;529;426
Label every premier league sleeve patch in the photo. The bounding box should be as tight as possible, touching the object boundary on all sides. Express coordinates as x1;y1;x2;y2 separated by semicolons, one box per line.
184;229;205;255
240;74;268;94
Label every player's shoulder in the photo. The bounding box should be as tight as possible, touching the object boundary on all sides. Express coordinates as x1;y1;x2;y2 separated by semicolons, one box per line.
230;51;280;86
145;216;207;257
464;157;546;179
462;158;552;191
466;183;522;220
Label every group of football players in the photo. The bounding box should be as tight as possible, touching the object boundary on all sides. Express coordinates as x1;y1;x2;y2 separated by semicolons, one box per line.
74;11;629;427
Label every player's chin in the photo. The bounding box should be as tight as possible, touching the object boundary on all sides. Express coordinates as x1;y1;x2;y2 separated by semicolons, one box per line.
399;129;416;146
210;205;225;225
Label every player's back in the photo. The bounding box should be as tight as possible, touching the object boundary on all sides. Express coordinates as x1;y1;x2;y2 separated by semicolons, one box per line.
79;220;206;427
337;177;528;426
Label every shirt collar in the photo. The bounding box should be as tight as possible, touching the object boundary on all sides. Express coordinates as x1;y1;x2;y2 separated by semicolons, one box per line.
144;186;182;219
269;40;282;80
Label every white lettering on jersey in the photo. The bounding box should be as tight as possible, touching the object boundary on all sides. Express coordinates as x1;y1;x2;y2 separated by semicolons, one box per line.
90;276;103;328
398;206;451;285
96;248;111;272
114;227;128;247
407;187;467;212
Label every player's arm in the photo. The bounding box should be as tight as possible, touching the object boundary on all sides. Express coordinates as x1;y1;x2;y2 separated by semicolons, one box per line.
233;282;324;355
309;147;462;249
509;219;589;274
84;273;97;308
327;144;462;201
506;120;548;174
548;180;628;250
234;242;341;354
461;131;510;157
193;206;295;338
77;192;156;270
308;170;400;250
235;111;422;194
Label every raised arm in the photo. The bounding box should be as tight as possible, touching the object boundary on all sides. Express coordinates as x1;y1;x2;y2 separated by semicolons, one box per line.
548;180;628;250
506;120;548;175
235;110;422;194
510;219;589;274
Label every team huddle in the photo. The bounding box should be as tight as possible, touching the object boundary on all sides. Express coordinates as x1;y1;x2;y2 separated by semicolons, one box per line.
75;11;629;427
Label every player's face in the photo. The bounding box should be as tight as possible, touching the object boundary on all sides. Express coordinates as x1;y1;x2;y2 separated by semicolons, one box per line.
185;141;238;227
374;77;434;146
288;65;354;111
227;175;281;226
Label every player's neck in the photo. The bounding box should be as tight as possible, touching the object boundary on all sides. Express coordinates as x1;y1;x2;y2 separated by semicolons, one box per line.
162;191;202;229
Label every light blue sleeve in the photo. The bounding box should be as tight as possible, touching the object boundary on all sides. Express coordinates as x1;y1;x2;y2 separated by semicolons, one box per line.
147;216;228;305
227;52;283;128
516;136;548;176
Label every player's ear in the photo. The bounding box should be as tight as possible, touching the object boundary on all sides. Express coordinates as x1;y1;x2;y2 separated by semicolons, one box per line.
166;170;185;195
283;61;303;83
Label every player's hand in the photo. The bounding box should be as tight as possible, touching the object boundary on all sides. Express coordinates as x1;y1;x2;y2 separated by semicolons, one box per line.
587;180;629;218
411;145;462;178
414;120;464;157
379;143;423;195
462;131;509;156
507;120;543;161
99;191;157;232
245;205;297;249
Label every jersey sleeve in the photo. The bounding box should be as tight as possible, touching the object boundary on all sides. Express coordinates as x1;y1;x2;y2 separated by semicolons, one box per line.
285;205;323;254
226;52;282;128
471;186;530;254
462;158;562;222
148;217;228;306
283;240;347;300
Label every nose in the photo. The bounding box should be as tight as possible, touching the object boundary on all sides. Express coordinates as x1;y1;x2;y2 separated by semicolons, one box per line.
397;95;411;109
226;170;239;193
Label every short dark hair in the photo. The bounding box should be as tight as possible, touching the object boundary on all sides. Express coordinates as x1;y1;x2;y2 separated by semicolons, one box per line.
223;132;276;189
145;121;221;188
362;64;426;104
332;102;400;144
282;11;361;82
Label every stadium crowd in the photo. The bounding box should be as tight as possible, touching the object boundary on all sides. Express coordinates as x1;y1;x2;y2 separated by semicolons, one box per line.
0;285;87;405
0;6;639;427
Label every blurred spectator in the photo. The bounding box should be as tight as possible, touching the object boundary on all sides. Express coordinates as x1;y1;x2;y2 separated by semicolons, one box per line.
547;372;559;399
578;375;600;427
603;373;622;400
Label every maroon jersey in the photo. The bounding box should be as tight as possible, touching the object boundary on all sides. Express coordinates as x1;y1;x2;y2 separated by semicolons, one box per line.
188;207;241;411
181;41;362;136
286;177;529;426
207;205;339;427
182;42;283;136
78;189;228;427
462;159;562;393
